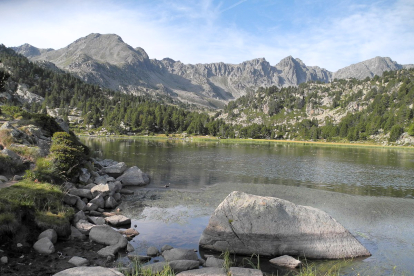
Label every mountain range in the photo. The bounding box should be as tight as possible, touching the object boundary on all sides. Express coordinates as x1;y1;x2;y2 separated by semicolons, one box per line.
11;33;414;108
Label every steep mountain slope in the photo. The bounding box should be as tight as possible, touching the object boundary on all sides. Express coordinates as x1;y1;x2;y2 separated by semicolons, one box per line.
11;33;412;109
12;33;332;108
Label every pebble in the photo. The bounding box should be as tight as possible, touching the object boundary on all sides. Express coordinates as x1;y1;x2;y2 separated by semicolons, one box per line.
1;256;8;264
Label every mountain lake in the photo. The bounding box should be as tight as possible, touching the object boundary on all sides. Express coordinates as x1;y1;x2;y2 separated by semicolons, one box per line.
80;137;414;275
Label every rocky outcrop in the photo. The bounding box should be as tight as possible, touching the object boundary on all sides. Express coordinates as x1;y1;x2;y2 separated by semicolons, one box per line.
199;191;371;259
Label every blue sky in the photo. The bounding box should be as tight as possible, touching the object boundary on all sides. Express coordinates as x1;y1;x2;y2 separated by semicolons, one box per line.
0;0;413;71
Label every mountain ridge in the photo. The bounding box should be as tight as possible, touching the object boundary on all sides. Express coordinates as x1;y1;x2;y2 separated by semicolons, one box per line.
10;33;413;108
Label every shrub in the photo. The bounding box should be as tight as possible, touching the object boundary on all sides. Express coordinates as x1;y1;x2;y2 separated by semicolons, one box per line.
408;123;414;136
389;125;404;142
50;132;89;178
0;129;14;148
25;157;59;183
21;112;63;137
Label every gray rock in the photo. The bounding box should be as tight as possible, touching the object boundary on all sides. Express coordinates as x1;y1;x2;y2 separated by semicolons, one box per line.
147;246;160;257
72;211;87;224
205;256;224;268
91;184;112;197
0;175;8;183
63;193;80;206
90;194;105;209
127;243;135;252
161;244;173;252
1;256;8;264
128;255;151;262
86;202;99;211
119;228;139;239
94;175;108;185
104;196;118;209
33;237;55;254
70;226;86;240
89;225;128;258
199;191;371;259
102;162;127;175
75;219;95;235
113;192;122;201
114;181;123;192
84;183;96;190
120;189;134;195
69;188;93;199
82;198;89;204
13;175;23;181
1;149;22;165
269;255;301;268
229;267;263;276
169;260;200;273
75;198;86;211
162;248;198;262
88;216;106;225
79;168;91;183
142;262;171;274
116;166;150;186
53;266;124;276
89;211;102;216
68;256;89;267
38;229;58;244
176;267;226;276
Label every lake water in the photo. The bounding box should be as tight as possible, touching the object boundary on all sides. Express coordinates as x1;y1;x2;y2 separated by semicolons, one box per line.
80;137;414;275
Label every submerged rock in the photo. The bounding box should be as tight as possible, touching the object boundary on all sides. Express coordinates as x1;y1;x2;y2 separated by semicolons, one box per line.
199;191;371;259
162;248;199;262
229;267;263;276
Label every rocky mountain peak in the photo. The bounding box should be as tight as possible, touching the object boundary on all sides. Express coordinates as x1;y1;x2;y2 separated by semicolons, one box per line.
11;43;53;58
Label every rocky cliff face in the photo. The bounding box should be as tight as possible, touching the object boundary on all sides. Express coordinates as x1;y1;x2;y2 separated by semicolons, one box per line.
11;33;411;108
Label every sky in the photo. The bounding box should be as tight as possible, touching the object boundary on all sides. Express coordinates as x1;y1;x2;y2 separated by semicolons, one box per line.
0;0;413;71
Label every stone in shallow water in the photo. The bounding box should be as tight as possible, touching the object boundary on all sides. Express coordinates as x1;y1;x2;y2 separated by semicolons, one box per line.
162;248;198;262
269;255;301;268
229;267;263;276
105;215;130;226
199;191;371;259
53;266;123;276
176;267;226;276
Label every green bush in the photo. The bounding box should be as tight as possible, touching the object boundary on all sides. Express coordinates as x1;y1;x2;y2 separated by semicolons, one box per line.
389;125;404;142
21;112;63;137
25;157;59;183
408;123;414;136
50;132;89;178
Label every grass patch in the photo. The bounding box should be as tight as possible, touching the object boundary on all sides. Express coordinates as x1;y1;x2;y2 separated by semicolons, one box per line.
0;179;73;232
121;259;175;276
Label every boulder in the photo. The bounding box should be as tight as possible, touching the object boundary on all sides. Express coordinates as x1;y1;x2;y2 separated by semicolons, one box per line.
229;267;263;276
74;219;95;235
147;246;160;257
70;226;86;240
75;198;86;211
90;194;105;209
88;216;106;225
162;248;198;262
161;244;174;252
63;194;80;206
104;196;118;209
113;192;122;201
89;225;128;257
120;188;134;195
119;228;139;239
68;256;89;267
102;162;127;175
72;211;87;224
205;256;224;268
176;267;226;276
1;256;8;264
269;255;301;269
94;175;108;185
38;229;58;244
116;166;150;186
127;243;135;252
13;175;23;181
86;202;99;212
79;168;91;183
91;184;111;197
0;175;8;183
199;191;371;259
53;266;123;276
69;188;93;199
1;149;22;165
169;260;200;273
84;183;96;190
33;237;55;254
114;181;123;192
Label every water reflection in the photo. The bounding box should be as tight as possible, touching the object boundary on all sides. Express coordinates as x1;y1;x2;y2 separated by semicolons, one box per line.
80;137;414;197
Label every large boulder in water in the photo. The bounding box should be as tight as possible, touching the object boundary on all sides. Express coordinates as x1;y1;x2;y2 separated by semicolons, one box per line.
116;166;150;186
199;191;371;259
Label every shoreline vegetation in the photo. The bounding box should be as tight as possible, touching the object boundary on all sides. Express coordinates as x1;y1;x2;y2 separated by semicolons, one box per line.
77;133;414;150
